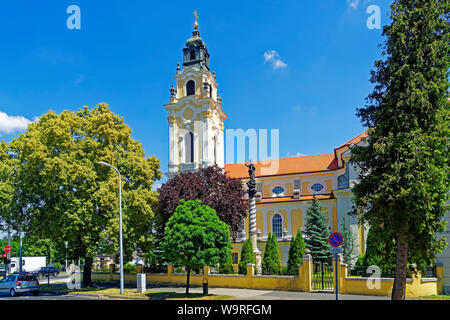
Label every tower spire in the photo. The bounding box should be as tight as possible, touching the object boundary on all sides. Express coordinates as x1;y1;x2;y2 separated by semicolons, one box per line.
193;10;198;30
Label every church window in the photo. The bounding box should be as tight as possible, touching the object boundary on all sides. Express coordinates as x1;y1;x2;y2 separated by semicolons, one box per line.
186;80;195;96
311;183;324;192
185;132;194;163
272;214;283;238
272;186;284;195
190;50;196;61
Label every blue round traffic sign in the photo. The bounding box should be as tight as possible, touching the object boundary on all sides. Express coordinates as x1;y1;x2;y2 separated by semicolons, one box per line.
329;232;343;247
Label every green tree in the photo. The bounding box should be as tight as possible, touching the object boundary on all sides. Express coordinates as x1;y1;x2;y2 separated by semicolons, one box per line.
0;141;15;233
262;233;281;275
10;104;161;287
218;247;235;274
304;196;332;263
351;0;449;300
238;238;255;275
363;225;397;274
286;229;306;275
341;216;358;267
161;200;231;294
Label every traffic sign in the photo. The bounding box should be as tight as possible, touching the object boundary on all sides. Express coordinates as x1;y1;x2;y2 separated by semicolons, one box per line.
2;245;11;253
328;232;343;247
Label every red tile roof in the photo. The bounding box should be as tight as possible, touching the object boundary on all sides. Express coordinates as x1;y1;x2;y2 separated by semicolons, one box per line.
224;153;338;179
224;131;368;179
335;130;369;151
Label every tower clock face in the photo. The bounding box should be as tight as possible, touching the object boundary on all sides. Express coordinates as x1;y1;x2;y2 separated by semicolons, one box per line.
183;108;194;121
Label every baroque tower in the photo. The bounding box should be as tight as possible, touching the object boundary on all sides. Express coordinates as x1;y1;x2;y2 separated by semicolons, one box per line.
164;13;226;179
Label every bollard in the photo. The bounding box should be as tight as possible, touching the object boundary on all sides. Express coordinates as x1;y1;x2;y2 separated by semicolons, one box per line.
202;277;208;295
137;273;146;293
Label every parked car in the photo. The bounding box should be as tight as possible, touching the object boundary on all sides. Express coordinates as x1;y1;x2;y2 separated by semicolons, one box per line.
35;266;60;278
0;274;39;297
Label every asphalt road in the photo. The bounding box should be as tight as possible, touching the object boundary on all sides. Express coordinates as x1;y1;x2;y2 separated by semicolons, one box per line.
0;293;106;300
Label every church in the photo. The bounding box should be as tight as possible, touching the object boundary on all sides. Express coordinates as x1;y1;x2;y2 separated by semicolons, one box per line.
163;15;371;269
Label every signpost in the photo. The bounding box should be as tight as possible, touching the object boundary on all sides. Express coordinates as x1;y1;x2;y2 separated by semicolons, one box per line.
329;232;343;301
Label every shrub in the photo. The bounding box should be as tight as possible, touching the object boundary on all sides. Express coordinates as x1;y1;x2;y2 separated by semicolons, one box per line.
262;233;281;275
238;238;256;275
123;263;136;273
51;262;62;271
175;267;184;274
286;229;306;275
219;248;235;274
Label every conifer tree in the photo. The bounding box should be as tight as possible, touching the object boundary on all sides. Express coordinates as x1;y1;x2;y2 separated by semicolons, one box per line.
351;0;449;300
304;196;332;263
262;233;281;275
219;247;235;274
238;238;255;275
286;229;306;275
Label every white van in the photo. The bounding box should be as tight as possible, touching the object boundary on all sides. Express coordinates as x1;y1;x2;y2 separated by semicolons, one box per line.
9;257;46;274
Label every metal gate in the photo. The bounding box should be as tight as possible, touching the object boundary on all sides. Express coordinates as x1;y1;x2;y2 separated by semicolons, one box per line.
312;261;334;291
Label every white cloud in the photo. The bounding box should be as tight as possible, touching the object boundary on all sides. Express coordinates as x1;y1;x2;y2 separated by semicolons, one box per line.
264;50;287;70
0;111;34;135
347;0;360;9
287;151;306;158
72;74;85;85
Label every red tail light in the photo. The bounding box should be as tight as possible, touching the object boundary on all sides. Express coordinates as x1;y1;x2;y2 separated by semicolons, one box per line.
37;279;39;285
16;281;21;287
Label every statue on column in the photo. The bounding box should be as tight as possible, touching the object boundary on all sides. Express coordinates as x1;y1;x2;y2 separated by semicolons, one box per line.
246;161;262;275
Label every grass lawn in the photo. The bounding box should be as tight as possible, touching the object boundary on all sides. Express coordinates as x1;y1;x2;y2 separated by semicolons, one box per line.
38;284;233;300
418;295;450;300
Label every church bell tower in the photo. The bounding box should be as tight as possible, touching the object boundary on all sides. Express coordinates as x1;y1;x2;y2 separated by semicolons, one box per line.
164;12;227;179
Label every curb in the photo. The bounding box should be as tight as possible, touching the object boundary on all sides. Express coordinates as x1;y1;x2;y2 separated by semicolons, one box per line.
68;292;149;300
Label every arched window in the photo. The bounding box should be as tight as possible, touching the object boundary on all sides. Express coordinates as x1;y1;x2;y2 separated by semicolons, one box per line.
272;214;282;238
209;84;213;98
190;50;196;61
186;80;195;96
185;132;194;163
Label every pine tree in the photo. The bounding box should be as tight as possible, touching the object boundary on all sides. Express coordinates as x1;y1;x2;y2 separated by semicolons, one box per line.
304;196;332;263
238;238;255;275
351;0;449;300
262;233;281;275
286;229;306;275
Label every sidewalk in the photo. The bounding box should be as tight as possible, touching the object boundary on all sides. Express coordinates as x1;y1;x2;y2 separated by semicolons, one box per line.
148;286;391;300
67;285;391;300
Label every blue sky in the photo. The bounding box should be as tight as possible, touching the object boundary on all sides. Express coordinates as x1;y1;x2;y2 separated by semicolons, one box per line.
0;0;392;186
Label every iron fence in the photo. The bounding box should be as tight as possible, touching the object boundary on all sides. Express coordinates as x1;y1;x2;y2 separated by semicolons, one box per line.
349;265;437;278
312;261;334;291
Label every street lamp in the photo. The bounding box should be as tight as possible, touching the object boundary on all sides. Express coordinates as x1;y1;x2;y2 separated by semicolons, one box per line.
98;161;124;295
65;241;68;271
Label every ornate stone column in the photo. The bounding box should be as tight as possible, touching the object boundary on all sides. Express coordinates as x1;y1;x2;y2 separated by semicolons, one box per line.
246;161;262;275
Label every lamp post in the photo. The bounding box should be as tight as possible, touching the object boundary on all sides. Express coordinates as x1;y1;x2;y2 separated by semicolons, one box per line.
65;241;68;271
98;161;124;295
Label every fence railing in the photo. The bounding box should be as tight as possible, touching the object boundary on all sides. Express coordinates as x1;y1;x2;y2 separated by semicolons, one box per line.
349;265;437;278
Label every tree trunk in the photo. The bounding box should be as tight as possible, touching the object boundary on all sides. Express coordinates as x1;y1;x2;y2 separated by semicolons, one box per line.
82;257;93;288
186;266;191;295
392;226;408;300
